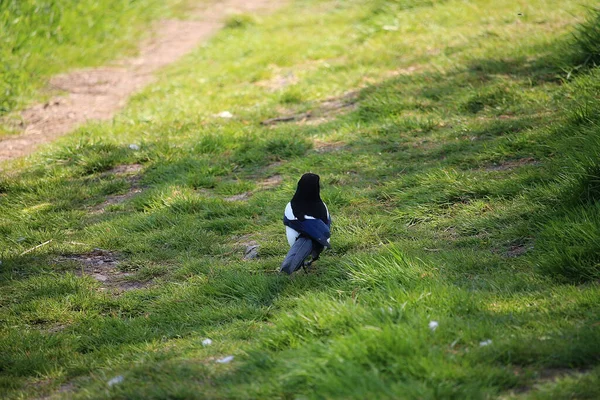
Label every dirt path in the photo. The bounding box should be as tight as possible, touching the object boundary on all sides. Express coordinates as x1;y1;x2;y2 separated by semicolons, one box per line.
0;0;279;162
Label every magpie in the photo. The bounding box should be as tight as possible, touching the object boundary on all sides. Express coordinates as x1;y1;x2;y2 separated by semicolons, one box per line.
280;173;331;274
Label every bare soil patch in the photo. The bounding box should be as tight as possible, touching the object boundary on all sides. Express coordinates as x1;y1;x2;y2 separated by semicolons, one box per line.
313;139;347;153
254;60;326;91
201;174;282;203
485;157;540;171
36;381;75;400
255;72;299;91
385;64;425;77
505;243;531;258
492;238;533;258
260;91;359;126
95;188;144;213
46;324;67;334
224;192;252;202
93;164;145;212
0;0;282;162
59;249;147;292
222;174;283;201
258;174;283;189
105;163;144;175
503;367;590;397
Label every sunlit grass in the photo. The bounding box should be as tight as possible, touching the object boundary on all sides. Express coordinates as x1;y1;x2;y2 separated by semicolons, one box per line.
0;0;193;120
1;0;599;398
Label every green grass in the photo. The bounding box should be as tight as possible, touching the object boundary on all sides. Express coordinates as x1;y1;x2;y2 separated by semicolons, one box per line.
0;0;192;120
1;0;600;398
566;6;600;71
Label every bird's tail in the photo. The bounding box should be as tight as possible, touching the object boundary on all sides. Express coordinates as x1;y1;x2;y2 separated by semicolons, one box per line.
280;237;313;275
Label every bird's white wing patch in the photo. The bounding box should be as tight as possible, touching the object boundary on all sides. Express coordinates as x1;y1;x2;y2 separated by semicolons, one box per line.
324;203;330;220
284;202;297;220
285;202;300;247
286;226;300;247
304;215;316;220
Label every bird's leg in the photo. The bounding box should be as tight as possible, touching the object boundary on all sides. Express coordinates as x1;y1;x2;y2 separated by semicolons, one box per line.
301;251;319;273
301;256;315;273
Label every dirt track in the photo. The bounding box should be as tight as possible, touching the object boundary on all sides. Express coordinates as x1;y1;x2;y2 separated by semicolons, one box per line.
0;0;279;162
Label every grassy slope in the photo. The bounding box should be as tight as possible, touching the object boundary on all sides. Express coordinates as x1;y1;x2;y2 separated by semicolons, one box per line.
0;0;192;125
1;0;600;398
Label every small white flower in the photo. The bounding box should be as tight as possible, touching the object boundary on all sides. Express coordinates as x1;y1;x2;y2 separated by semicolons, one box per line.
217;111;233;118
202;338;212;346
479;339;493;347
107;375;124;387
216;355;234;364
129;144;140;150
428;321;439;331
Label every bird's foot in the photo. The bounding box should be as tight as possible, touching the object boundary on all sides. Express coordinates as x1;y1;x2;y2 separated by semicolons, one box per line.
301;258;314;274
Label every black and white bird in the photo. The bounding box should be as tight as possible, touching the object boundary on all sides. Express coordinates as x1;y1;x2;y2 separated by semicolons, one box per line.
280;173;331;274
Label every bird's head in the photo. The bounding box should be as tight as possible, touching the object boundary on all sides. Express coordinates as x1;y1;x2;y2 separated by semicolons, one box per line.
294;173;321;201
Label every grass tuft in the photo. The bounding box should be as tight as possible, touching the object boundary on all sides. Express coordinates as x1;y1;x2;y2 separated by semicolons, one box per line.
570;7;600;69
224;13;257;30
